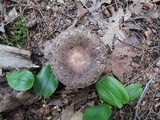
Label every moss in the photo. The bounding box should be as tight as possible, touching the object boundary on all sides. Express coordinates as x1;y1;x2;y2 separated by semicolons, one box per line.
0;20;28;48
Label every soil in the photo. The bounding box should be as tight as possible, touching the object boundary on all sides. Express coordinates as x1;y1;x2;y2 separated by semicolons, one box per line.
0;0;160;120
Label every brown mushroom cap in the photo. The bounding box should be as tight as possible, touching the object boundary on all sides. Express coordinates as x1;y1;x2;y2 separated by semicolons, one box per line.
43;28;107;88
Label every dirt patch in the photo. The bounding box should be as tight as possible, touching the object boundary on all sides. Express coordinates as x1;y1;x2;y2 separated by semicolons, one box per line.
0;0;160;120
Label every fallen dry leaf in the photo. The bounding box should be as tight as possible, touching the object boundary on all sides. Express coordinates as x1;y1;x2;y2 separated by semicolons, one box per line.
123;22;143;31
88;1;101;12
70;111;83;120
101;5;111;18
0;23;5;33
124;8;132;21
140;5;160;20
91;0;97;4
100;7;126;49
143;1;154;10
77;1;88;18
101;0;111;4
79;0;87;4
57;0;65;4
129;2;143;15
155;92;160;98
0;2;6;14
132;0;145;4
88;16;98;25
105;46;140;82
57;105;83;120
4;7;18;22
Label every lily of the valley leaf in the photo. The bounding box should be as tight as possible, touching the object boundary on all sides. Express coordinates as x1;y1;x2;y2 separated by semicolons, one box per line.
6;70;35;91
83;104;112;120
33;64;58;99
126;83;143;101
96;76;129;108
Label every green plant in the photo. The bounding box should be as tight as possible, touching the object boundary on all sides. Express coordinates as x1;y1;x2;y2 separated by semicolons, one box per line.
6;64;59;98
0;115;3;120
33;65;59;99
11;20;28;47
83;76;143;120
0;33;8;44
156;20;160;25
83;104;111;120
126;83;143;101
6;70;34;91
6;67;143;120
0;20;28;47
96;76;129;108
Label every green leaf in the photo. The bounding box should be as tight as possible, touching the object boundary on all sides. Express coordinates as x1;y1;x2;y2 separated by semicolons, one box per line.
104;76;129;104
96;81;123;108
33;64;58;99
96;76;129;108
0;114;3;120
126;83;143;101
156;20;160;25
83;104;112;120
6;70;34;91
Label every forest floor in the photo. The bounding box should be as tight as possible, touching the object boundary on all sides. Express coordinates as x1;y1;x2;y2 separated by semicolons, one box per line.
0;0;160;120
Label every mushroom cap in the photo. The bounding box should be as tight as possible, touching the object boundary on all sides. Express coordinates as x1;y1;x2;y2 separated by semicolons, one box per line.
43;28;107;88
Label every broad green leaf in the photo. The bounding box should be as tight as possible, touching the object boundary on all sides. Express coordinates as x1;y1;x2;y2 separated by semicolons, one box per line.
33;64;58;99
83;104;112;120
126;83;143;101
6;70;34;91
96;76;129;108
96;81;123;108
104;76;129;104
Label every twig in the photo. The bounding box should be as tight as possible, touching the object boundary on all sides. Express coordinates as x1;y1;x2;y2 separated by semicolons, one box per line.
68;18;79;29
117;38;142;50
127;57;160;84
4;7;26;26
46;14;61;39
68;0;83;28
134;68;159;120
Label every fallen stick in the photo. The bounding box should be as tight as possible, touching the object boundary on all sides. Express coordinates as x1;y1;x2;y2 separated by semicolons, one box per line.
134;68;159;120
0;44;39;113
0;44;39;69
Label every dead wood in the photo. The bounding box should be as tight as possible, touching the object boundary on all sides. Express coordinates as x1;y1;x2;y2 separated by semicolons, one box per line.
0;44;39;69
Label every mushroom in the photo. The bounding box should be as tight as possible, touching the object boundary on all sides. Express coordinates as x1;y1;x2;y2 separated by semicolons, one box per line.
41;28;108;88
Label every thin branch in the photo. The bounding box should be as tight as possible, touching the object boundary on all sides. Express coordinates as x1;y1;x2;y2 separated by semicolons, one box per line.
127;57;160;85
46;14;62;39
134;68;159;120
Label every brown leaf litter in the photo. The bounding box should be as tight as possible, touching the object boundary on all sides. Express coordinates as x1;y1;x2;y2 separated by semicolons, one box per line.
0;0;160;120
